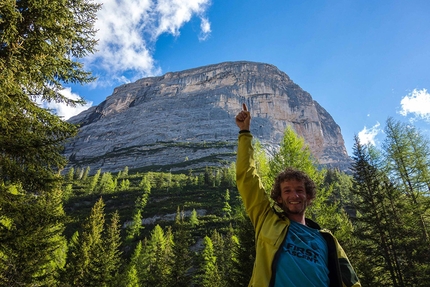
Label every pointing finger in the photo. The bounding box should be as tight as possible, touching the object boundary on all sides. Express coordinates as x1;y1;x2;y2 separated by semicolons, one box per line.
242;103;248;112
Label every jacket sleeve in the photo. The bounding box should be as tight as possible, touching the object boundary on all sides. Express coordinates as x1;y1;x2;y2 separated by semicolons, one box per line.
335;238;361;287
236;132;271;230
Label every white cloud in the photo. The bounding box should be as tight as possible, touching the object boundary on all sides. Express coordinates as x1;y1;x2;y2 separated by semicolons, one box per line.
358;122;381;146
199;16;211;41
399;89;430;121
87;0;212;84
37;88;93;120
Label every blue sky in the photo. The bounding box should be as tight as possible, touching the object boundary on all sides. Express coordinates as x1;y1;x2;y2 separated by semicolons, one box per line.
50;0;430;156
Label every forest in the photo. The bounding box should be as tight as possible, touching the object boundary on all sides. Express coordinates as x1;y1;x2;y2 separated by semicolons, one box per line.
1;1;429;286
1;118;430;286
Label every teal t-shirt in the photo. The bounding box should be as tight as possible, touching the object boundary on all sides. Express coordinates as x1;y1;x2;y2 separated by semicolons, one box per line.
274;220;329;287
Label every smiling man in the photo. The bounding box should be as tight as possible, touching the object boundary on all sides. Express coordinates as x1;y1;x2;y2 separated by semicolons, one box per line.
235;103;361;287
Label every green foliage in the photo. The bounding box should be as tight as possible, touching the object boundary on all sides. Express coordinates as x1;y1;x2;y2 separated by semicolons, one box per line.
1;0;100;192
351;124;430;286
222;189;232;217
67;168;75;182
0;183;67;286
88;169;101;193
170;209;194;287
98;172;116;193
62;198;123;287
198;236;222;287
126;209;143;242
189;208;199;227
230;207;255;286
140;225;173;287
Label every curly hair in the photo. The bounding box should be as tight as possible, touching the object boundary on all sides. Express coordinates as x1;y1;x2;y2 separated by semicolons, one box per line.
270;167;316;202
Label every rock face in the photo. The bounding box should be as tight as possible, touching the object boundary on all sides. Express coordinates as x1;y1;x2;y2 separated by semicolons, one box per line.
65;61;351;173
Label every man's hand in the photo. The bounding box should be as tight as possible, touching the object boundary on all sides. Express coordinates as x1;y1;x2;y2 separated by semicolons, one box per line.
235;103;251;131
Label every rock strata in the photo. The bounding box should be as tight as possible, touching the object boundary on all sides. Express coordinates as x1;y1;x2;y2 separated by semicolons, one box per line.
65;61;351;173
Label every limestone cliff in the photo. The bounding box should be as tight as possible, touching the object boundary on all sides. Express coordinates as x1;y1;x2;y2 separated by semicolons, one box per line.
65;61;351;173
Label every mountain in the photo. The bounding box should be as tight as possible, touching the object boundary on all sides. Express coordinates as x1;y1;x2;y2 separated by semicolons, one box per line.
64;61;351;173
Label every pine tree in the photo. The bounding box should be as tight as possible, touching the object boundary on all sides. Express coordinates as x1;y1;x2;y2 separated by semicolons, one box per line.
126;209;143;241
140;225;172;287
125;241;144;286
82;166;91;183
198;236;222;287
383;118;430;242
63;198;106;287
88;169;101;193
0;184;68;286
125;265;139;287
211;229;237;286
189;209;199;227
119;179;130;191
1;0;100;190
127;177;151;241
100;211;123;286
98;172;116;193
170;208;193;287
67;167;75;182
123;166;129;177
382;118;430;282
0;0;100;276
350;136;419;286
139;174;152;195
222;189;232;217
230;207;255;287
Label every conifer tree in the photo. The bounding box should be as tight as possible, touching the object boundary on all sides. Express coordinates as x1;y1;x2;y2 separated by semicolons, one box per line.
350;136;423;286
222;189;232;217
75;167;83;180
127;177;151;241
0;0;100;272
125;241;144;286
126;209;143;242
383;118;430;242
119;179;130;191
189;208;199;227
125;265;139;287
230;207;255;287
1;1;100;280
67;167;75;182
140;225;172;287
139;174;152;195
198;236;222;287
98;172;116;193
211;229;237;286
0;184;68;286
100;211;123;286
170;208;193;287
63;198;106;286
123;166;129;177
88;169;101;193
82;167;91;183
382;119;430;282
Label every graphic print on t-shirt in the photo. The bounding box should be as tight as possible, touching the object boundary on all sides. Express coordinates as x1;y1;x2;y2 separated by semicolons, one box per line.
273;220;329;287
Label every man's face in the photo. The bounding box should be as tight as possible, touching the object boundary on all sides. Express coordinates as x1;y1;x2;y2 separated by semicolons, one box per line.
277;179;310;216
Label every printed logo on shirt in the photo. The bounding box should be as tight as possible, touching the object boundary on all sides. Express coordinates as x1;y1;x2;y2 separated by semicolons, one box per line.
284;243;319;263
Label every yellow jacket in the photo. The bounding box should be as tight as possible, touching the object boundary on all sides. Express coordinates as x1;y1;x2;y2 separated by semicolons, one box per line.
236;132;361;287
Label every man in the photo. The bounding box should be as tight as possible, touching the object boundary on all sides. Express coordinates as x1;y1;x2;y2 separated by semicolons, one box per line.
235;103;360;287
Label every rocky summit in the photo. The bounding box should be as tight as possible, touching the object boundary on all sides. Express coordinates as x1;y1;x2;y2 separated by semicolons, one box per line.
64;61;351;173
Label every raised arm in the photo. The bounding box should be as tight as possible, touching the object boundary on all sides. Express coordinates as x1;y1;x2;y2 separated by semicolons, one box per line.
235;103;271;230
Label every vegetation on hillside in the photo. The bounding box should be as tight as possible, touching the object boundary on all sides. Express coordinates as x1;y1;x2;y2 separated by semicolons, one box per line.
1;1;429;285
